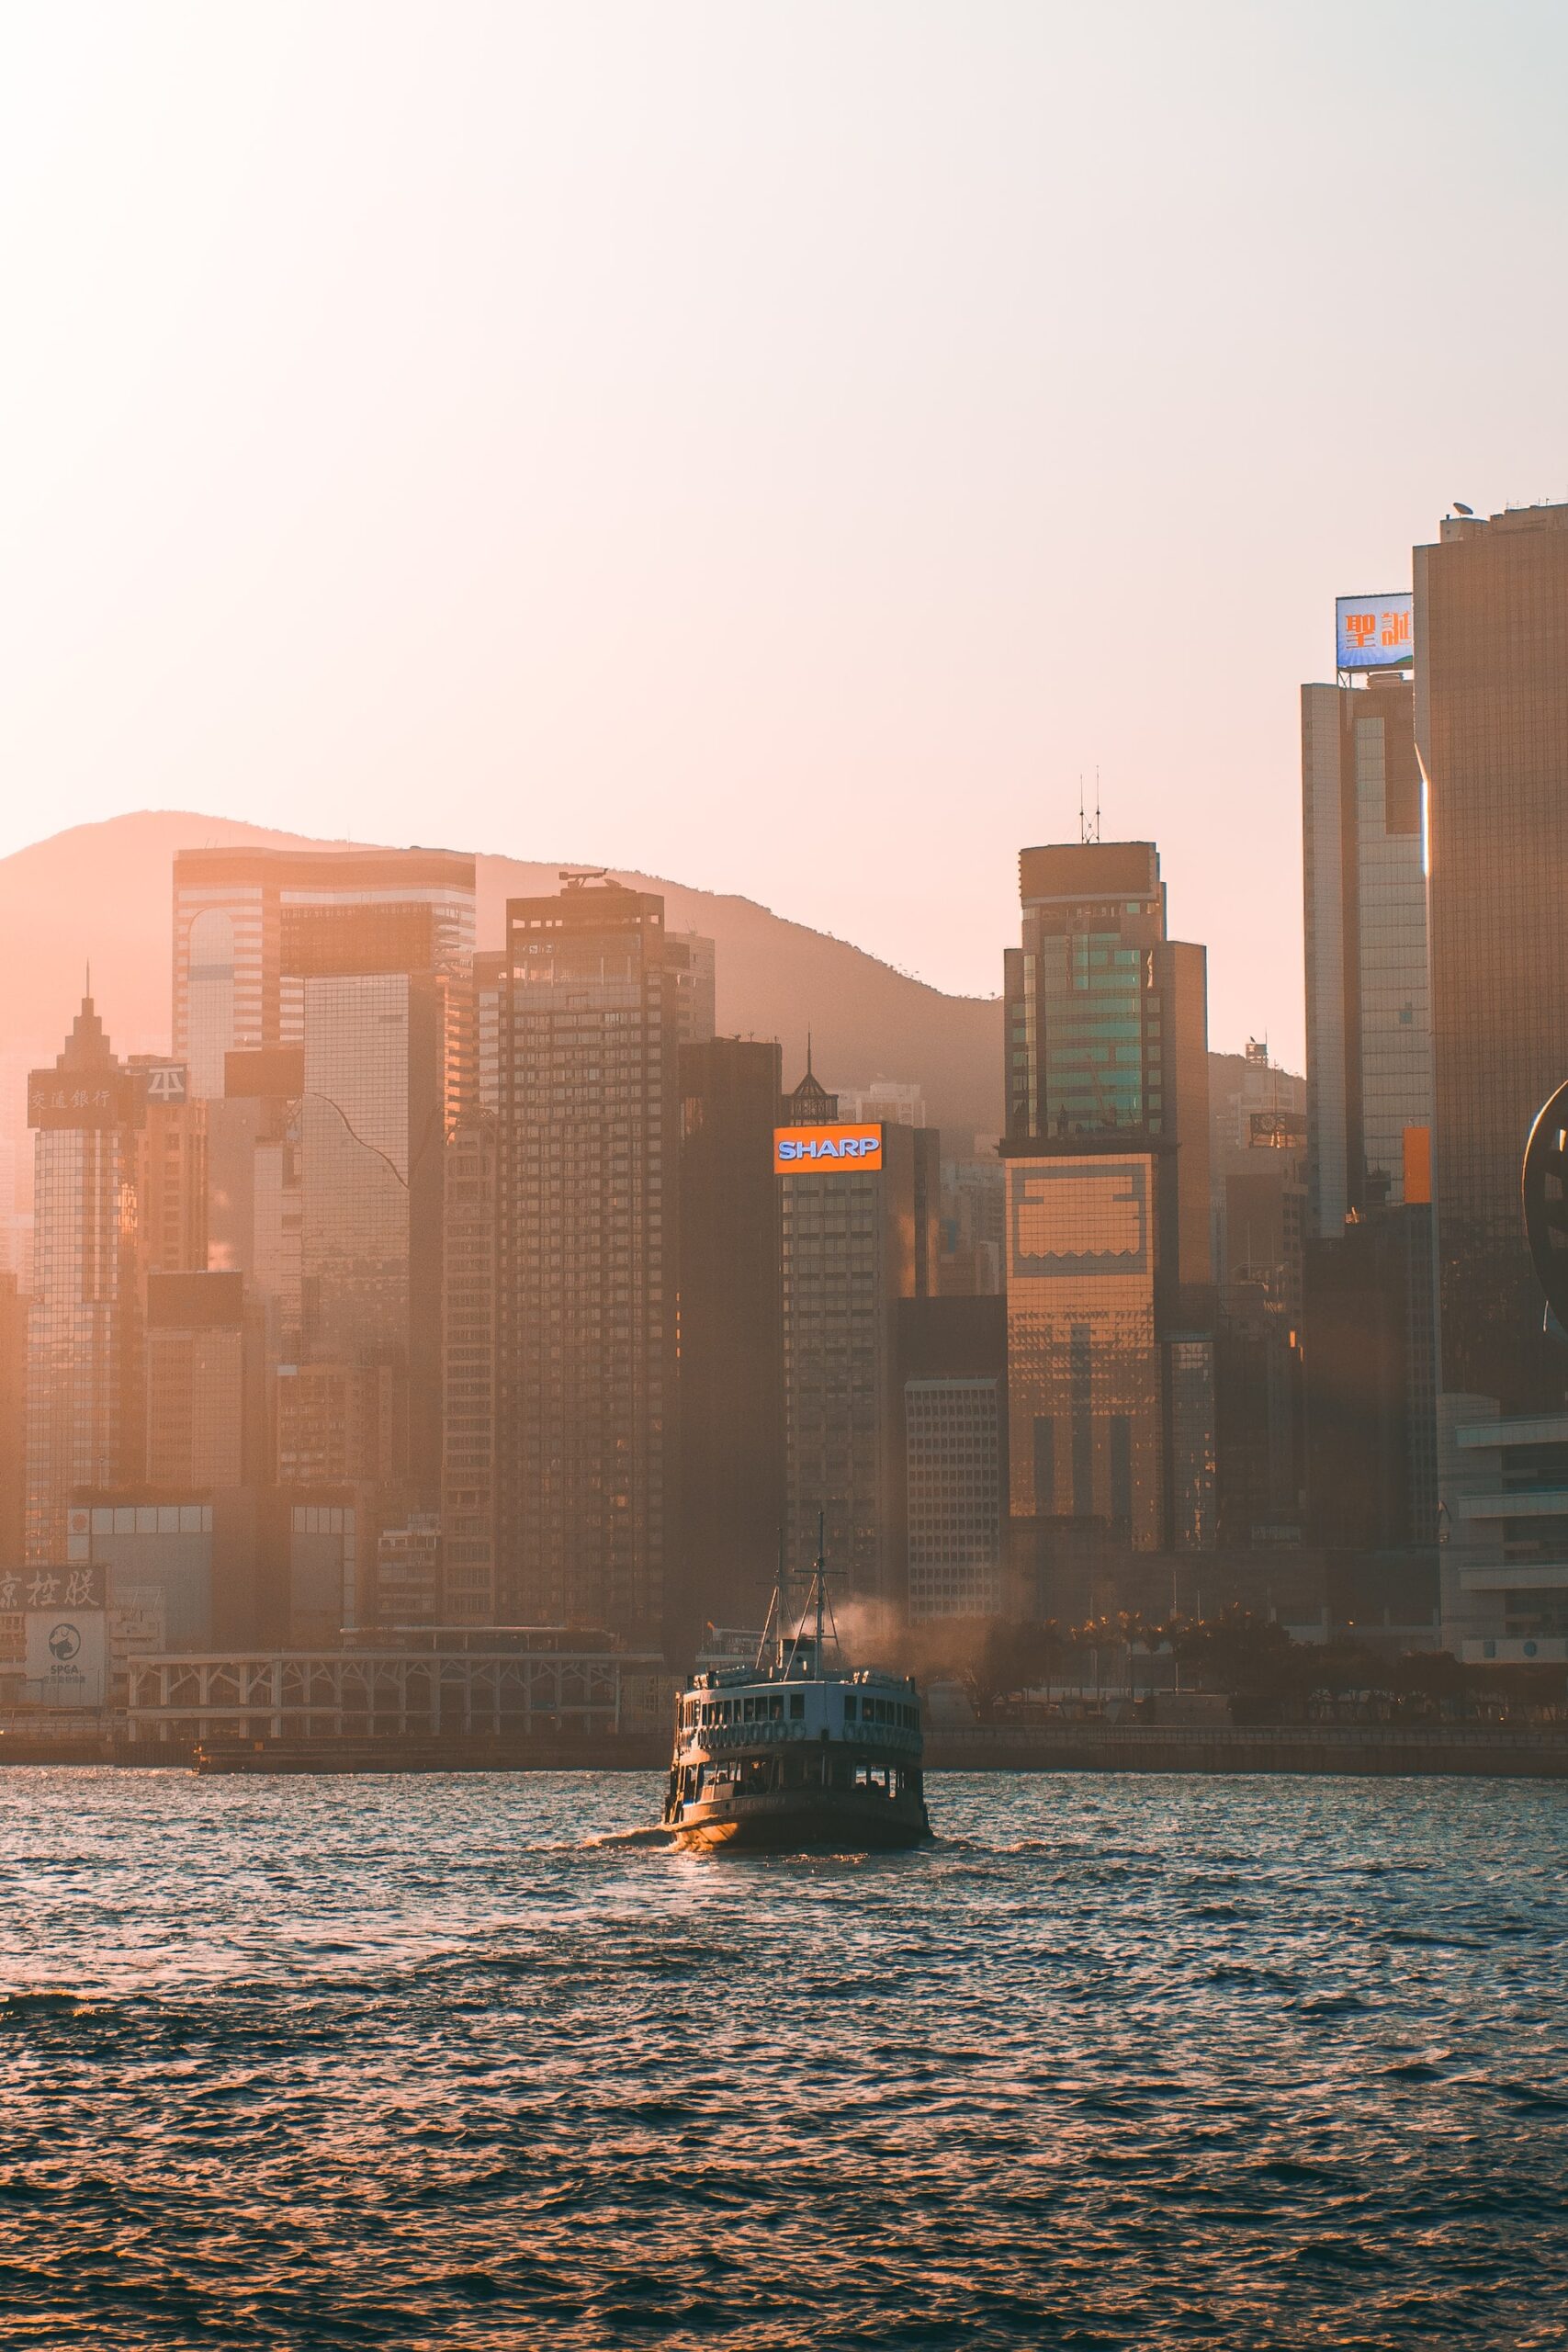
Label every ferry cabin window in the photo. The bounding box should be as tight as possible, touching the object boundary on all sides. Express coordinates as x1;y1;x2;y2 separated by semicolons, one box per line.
769;1696;783;1720
842;1694;857;1722
789;1693;805;1721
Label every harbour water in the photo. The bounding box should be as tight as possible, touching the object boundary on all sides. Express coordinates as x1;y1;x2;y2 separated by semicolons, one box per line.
3;1769;1565;2347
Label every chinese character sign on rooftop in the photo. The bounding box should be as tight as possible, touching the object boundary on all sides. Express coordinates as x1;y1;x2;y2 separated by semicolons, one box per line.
1336;592;1413;673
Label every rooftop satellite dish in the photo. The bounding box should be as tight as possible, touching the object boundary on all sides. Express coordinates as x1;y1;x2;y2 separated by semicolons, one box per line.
1453;501;1474;516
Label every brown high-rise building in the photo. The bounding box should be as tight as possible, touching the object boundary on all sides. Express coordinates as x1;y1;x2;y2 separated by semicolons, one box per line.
677;1038;784;1648
494;877;679;1645
1415;502;1568;1418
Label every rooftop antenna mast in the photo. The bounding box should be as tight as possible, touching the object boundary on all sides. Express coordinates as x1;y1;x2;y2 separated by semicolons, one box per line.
1079;774;1100;845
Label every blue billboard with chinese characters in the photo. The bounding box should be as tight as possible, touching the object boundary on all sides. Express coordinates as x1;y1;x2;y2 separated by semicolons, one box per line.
1336;592;1413;673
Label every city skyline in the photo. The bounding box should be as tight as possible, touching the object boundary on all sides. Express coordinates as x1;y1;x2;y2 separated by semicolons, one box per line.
6;13;1567;2343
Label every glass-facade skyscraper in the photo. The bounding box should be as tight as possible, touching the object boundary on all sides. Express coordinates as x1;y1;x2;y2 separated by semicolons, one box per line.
1001;841;1214;1555
282;898;456;1495
173;847;475;1101
1416;501;1568;1417
1302;671;1431;1238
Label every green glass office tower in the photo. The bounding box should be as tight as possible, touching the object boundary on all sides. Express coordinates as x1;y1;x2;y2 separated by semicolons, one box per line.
1003;842;1211;1294
1002;842;1213;1554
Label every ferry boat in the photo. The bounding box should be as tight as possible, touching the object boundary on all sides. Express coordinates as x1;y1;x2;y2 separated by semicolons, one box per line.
662;1548;932;1850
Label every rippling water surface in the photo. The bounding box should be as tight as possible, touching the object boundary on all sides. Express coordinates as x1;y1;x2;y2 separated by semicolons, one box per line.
3;1769;1566;2348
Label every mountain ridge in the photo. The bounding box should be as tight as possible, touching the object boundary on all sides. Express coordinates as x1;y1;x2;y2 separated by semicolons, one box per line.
0;811;1003;1138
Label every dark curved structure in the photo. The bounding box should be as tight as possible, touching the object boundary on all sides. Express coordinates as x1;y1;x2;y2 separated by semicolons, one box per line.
1522;1080;1568;1331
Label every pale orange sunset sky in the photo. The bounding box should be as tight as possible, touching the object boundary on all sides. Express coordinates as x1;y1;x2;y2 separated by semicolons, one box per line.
4;2;1565;1064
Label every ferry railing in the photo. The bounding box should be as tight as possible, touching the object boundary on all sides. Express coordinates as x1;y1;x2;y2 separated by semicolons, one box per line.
682;1716;922;1753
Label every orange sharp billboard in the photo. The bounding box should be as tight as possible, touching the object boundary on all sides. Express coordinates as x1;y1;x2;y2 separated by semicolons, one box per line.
773;1122;885;1174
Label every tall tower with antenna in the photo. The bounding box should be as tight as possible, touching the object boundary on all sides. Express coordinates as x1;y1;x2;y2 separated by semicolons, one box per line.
1000;833;1215;1554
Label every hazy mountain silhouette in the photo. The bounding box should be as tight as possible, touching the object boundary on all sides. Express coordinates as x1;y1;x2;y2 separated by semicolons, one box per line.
0;813;1003;1138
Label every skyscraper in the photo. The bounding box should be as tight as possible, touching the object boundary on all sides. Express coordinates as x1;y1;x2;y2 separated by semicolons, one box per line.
666;932;717;1049
297;956;449;1490
1416;502;1568;1417
1004;841;1211;1274
777;1064;938;1603
206;1046;306;1366
1302;669;1430;1238
440;1110;499;1623
143;1271;251;1489
1299;622;1438;1554
677;1037;784;1647
24;999;137;1561
897;1295;1007;1621
494;877;679;1644
173;847;476;1100
1001;842;1213;1555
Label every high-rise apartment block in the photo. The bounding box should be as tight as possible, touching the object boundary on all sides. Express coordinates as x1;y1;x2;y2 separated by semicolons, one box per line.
1002;842;1214;1555
494;878;679;1644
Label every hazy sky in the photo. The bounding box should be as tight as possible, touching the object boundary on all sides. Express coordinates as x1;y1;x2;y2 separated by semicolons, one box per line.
4;2;1565;1062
